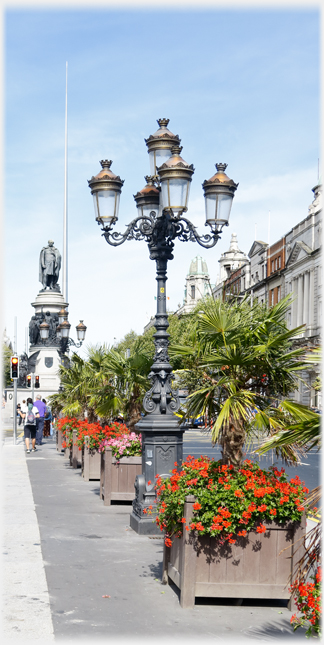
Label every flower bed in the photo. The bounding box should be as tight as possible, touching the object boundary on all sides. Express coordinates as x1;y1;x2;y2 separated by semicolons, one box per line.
76;420;129;451
156;457;307;608
156;457;307;542
98;432;142;461
99;433;142;505
57;417;80;451
80;422;130;480
290;568;321;638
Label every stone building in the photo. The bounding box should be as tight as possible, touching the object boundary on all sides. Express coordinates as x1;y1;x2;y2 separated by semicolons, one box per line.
209;179;322;408
213;233;250;300
176;256;213;315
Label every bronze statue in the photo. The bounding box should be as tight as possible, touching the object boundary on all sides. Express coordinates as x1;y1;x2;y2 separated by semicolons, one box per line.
39;240;61;290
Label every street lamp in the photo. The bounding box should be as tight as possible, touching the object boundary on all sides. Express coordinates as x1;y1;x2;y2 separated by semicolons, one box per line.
38;309;87;355
88;118;238;534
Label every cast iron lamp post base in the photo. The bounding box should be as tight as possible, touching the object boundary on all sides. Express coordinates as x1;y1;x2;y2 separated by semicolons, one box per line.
130;414;184;535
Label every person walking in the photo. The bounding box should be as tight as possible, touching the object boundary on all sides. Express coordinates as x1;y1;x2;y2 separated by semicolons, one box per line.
33;394;46;445
19;397;40;453
42;399;52;437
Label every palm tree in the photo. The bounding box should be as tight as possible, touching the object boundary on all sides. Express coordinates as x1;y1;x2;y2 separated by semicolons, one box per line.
170;295;309;469
92;339;153;431
49;352;99;421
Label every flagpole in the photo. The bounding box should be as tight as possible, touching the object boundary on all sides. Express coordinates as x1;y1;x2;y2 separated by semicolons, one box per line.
63;61;68;303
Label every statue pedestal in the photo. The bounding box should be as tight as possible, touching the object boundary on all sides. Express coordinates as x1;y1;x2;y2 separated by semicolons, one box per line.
31;289;67;316
28;288;69;395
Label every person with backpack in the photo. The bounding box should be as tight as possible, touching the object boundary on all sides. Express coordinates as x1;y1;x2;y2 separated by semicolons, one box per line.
42;398;52;437
19;397;40;453
33;394;46;445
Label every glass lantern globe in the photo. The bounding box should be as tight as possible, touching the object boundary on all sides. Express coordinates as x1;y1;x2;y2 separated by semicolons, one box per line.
88;160;124;226
39;321;50;340
56;324;62;340
145;119;181;177
76;321;87;342
60;320;71;339
133;176;160;219
202;163;238;229
58;308;68;325
157;145;194;217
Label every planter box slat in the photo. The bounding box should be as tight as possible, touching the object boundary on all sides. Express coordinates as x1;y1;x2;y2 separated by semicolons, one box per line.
100;446;142;506
56;428;64;452
194;582;293;598
108;492;135;501
163;494;306;608
71;429;81;468
82;437;101;481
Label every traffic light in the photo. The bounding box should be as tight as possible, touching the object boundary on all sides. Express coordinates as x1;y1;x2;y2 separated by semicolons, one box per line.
10;356;19;379
27;374;31;388
35;376;40;389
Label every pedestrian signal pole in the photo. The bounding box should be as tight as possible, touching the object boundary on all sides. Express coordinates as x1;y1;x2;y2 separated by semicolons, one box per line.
11;355;19;446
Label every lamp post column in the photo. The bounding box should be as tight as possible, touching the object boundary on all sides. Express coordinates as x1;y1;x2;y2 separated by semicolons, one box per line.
130;237;184;535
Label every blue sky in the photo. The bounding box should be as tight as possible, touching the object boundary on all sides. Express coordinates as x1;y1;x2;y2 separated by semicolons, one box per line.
4;7;320;357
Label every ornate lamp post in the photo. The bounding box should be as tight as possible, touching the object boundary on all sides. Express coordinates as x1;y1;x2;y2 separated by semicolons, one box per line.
88;119;238;534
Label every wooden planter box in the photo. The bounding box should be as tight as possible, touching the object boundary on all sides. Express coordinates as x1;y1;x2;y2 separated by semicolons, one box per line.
162;495;306;609
56;428;64;452
100;445;142;506
70;429;82;469
82;437;101;481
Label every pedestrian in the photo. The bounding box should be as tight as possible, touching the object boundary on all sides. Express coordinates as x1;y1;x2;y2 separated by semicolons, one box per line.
19;397;40;453
17;403;22;426
33;394;46;445
43;398;52;437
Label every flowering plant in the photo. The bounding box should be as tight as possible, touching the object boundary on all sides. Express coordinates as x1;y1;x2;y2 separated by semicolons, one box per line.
290;568;321;637
98;432;142;461
75;420;129;451
57;417;80;449
155;456;307;546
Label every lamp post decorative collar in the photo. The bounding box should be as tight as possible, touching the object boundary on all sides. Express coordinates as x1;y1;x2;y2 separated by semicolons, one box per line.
88;119;238;534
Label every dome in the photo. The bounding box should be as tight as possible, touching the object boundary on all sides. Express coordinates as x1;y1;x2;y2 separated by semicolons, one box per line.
188;256;209;276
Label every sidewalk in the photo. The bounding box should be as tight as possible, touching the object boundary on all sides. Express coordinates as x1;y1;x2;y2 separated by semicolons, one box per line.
2;436;307;642
2;436;55;641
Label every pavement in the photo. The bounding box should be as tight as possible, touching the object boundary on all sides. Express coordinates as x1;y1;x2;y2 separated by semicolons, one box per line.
2;433;309;644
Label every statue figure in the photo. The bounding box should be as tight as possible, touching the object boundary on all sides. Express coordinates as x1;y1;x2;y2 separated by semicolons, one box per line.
17;353;28;387
29;315;40;345
39;240;61;290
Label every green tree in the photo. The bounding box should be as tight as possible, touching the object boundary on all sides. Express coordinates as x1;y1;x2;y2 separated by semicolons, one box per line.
2;342;13;387
170;296;309;469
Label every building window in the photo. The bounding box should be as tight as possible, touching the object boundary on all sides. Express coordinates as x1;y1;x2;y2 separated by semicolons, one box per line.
191;285;195;300
271;289;274;305
271;261;274;273
277;285;281;301
262;265;264;280
275;258;277;271
278;256;281;269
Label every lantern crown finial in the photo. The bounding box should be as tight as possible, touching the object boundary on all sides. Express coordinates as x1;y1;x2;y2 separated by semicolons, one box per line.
100;160;113;170
215;162;228;173
157;118;170;128
171;145;183;156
